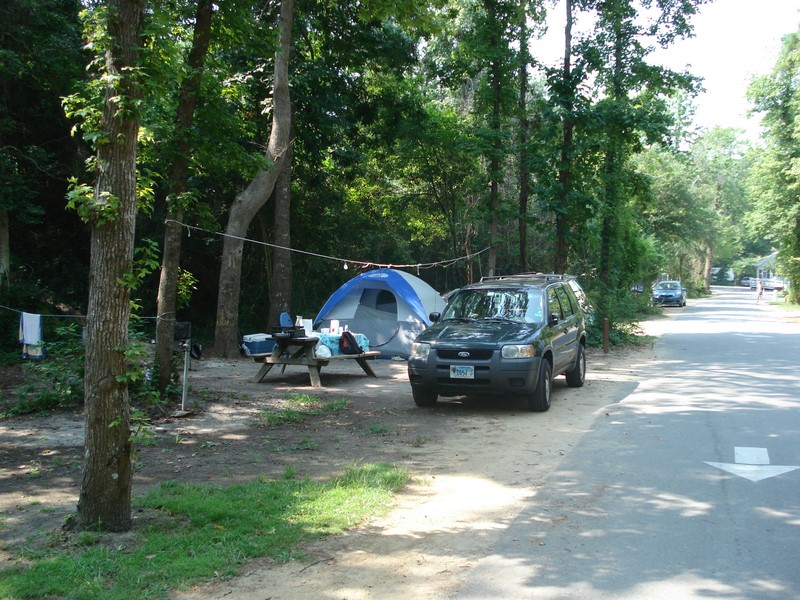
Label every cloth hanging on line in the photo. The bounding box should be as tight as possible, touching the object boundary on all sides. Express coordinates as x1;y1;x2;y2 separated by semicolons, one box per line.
18;312;45;359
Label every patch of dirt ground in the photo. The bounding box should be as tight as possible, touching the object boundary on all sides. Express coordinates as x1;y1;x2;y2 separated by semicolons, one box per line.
0;338;658;599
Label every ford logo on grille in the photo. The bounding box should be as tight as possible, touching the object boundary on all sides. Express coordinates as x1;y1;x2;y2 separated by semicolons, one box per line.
458;351;470;358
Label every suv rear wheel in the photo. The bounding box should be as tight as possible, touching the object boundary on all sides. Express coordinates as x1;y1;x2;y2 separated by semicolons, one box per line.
412;388;438;407
527;359;552;412
565;344;586;388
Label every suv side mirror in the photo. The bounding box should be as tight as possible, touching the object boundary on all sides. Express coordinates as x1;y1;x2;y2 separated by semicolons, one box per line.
548;313;560;327
429;312;441;323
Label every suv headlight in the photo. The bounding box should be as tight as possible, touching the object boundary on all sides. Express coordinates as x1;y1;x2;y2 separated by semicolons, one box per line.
410;342;431;360
502;344;535;359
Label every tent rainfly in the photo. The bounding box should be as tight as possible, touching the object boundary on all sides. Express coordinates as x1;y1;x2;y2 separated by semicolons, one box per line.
314;268;447;358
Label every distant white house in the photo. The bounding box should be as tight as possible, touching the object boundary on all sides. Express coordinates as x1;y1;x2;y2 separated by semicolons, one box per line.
755;252;787;291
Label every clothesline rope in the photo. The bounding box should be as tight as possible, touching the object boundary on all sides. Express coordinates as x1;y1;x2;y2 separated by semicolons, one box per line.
0;304;172;322
2;223;482;319
165;219;490;271
0;304;86;319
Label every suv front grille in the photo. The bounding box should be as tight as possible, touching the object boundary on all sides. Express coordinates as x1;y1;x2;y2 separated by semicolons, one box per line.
436;348;494;361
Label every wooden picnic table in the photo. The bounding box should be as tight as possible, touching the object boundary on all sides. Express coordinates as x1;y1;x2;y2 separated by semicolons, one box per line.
250;335;380;387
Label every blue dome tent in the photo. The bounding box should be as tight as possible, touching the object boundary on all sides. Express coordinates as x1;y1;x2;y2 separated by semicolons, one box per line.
314;269;447;358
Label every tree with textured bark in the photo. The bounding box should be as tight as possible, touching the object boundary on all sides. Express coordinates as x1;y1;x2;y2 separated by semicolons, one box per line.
554;0;576;273
154;0;214;397
73;0;146;532
516;4;534;272
268;140;293;327
484;0;504;277
214;0;293;357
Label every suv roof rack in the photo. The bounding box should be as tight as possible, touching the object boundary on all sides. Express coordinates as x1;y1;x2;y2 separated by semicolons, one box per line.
479;272;574;283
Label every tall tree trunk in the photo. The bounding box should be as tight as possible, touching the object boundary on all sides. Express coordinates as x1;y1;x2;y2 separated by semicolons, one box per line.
555;0;574;274
268;138;293;327
517;11;530;273
0;209;9;288
76;0;145;533
599;13;625;290
155;0;214;397
214;0;293;357
484;0;501;278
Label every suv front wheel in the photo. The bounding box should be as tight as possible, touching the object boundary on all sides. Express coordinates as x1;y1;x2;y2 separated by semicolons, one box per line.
412;387;438;407
527;359;552;412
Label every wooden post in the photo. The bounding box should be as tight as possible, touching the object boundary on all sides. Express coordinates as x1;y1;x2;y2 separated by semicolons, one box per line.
603;317;610;354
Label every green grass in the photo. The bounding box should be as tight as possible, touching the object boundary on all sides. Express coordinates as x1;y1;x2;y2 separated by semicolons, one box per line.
365;421;389;435
0;462;408;600
257;394;348;426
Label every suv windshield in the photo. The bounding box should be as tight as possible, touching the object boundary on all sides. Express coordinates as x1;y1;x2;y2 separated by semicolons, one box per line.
441;288;544;324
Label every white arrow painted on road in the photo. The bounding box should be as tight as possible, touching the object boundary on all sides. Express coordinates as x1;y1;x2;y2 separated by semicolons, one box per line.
705;447;800;482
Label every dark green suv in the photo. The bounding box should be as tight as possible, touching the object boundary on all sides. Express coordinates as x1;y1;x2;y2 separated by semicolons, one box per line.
407;274;587;411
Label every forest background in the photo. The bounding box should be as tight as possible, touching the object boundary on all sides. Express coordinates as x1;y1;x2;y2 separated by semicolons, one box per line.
3;0;800;350
2;0;800;467
2;0;800;358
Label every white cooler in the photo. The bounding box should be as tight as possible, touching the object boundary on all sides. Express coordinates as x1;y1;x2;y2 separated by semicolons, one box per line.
241;333;275;356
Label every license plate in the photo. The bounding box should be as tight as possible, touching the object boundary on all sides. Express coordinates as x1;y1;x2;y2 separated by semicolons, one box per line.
450;365;474;379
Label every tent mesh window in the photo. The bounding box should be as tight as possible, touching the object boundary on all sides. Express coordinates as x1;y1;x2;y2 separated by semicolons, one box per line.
372;290;398;315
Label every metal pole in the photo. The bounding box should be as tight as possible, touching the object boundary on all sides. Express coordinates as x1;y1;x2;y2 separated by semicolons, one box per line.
181;340;190;412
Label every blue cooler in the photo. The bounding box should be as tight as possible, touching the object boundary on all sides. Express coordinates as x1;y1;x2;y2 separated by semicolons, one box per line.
241;333;275;356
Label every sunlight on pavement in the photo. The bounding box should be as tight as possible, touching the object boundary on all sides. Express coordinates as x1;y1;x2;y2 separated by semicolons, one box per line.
753;505;800;526
381;474;535;537
523;573;763;600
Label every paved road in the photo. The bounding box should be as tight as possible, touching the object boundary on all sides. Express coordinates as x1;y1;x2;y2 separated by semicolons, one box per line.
456;286;800;600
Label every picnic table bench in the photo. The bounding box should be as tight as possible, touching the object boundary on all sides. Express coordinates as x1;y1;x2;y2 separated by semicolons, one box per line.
250;335;380;387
